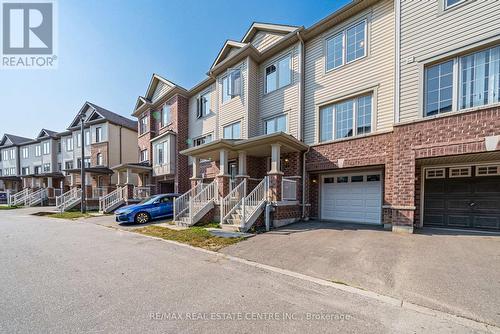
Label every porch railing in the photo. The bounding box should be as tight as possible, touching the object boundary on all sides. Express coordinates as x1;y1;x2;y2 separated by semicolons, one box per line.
189;180;218;222
92;187;110;199
9;188;31;206
282;177;298;201
241;176;268;226
56;188;81;212
221;179;246;222
133;186;152;199
26;188;48;206
173;182;204;221
99;186;127;213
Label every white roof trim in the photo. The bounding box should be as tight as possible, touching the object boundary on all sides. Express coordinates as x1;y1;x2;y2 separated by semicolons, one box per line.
241;22;298;43
211;40;248;69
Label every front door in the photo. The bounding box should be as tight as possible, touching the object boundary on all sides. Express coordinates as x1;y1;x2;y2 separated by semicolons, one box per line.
229;161;237;192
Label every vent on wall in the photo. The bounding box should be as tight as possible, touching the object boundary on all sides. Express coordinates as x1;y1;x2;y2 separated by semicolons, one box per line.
476;165;500;176
425;168;445;179
449;167;471;178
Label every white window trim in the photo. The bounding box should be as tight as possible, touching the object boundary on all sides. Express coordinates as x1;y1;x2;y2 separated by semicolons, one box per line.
196;90;213;119
444;0;467;10
449;166;472;178
161;103;173;127
264;114;288;134
264;53;293;95
476;164;500;176
222;121;242;139
425;168;445;179
324;18;368;73
221;67;242;105
193;133;213;147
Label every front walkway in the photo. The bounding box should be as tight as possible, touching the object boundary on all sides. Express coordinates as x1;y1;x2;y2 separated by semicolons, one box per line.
221;220;500;327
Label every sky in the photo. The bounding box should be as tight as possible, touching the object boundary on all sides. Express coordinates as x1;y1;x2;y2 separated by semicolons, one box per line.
0;0;350;139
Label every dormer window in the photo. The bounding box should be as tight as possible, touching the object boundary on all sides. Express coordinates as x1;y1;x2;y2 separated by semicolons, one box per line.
222;69;241;103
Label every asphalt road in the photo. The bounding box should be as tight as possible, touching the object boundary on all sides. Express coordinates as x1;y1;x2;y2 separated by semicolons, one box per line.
0;209;495;333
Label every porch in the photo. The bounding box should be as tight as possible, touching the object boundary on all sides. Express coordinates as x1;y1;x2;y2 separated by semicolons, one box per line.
177;133;308;230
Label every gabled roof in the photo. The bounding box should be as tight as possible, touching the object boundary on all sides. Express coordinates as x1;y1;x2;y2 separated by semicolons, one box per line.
37;129;58;139
144;73;185;101
211;40;248;69
241;22;299;44
0;133;32;147
134;96;150;112
68;102;137;131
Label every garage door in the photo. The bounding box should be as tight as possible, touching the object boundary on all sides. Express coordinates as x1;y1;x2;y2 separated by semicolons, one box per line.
321;171;382;225
424;165;500;230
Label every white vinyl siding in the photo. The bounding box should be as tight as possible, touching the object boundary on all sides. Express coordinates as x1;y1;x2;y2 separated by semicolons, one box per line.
399;0;500;122
189;84;217;143
303;0;394;144
249;31;287;52
218;60;247;139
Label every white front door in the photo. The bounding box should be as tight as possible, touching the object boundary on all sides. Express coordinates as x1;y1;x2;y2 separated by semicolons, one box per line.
321;171;382;225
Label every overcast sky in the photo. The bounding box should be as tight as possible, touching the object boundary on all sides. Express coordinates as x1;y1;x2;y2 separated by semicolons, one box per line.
0;0;350;139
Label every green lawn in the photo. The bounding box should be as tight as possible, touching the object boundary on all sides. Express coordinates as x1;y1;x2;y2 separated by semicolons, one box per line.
47;211;93;220
133;225;242;251
0;205;19;210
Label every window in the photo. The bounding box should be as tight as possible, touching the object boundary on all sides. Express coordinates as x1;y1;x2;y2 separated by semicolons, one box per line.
319;94;372;142
43;141;50;155
95;127;102;143
351;175;364;182
193;134;212;147
2;150;8;161
326;20;366;71
222;69;241;103
265;115;287;134
66;137;73;151
367;174;381;182
34;145;42;157
77;133;82;147
85;158;91;168
324;177;334;183
57;142;61;153
476;165;500;176
140;116;148;134
65;161;73;170
426;168;445;179
140;149;148;162
43;163;50;173
77;158;91;169
162;103;172;126
21;147;29;159
445;0;466;9
196;91;211;118
223;122;241;139
155;143;165;165
449;167;471;177
21;167;30;175
9;149;14;160
57;163;62;171
424;60;453;116
96;153;103;166
85;131;90;146
34;166;42;174
265;54;291;93
337;176;348;183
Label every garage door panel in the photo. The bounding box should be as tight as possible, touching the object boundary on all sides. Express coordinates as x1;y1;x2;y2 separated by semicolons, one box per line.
321;172;382;225
424;170;500;231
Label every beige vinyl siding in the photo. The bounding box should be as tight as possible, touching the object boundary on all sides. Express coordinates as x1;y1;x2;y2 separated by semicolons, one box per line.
250;31;286;52
151;81;172;103
303;0;395;145
188;83;217;141
399;0;500;122
217;59;247;139
247;58;260;138
258;44;300;138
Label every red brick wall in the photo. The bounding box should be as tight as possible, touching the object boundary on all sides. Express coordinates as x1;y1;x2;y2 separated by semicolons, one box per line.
90;142;108;166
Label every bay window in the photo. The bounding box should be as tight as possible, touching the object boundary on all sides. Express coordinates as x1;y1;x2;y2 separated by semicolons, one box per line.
320;94;372;142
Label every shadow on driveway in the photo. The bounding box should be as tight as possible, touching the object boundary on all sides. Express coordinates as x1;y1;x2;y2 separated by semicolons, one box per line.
221;220;500;326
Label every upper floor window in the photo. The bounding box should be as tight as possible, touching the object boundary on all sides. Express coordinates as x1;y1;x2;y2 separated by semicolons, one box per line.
21;147;29;159
77;157;91;169
77;133;82;147
265;115;287;134
2;150;8;161
265;54;292;94
320;94;372;142
43;141;50;155
34;166;42;174
223;121;241;139
154;142;166;166
96;153;103;166
21;167;29;175
162;103;172;126
65;161;73;170
222;69;241;103
34;145;42;157
95;127;102;143
424;44;500;117
196;91;211;118
193;134;212;147
140;149;148;162
139;116;148;135
445;0;466;9
326;20;366;71
85;131;90;146
9;149;14;160
43;163;50;173
66;137;73;151
57;142;61;153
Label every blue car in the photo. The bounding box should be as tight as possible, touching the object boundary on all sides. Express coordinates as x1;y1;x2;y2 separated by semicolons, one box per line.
115;194;179;224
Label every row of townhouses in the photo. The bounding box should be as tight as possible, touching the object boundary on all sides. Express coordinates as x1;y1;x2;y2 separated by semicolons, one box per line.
2;0;499;233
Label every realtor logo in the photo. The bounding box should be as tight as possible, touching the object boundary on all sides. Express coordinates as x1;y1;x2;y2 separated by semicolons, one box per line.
1;0;57;69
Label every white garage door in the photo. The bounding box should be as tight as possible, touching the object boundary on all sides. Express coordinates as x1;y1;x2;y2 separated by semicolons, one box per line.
321;171;382;225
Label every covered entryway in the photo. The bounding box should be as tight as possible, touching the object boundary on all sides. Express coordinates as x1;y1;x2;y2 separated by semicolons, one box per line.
423;164;500;230
321;171;382;224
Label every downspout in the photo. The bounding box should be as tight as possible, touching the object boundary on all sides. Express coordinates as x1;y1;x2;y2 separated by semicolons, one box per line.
119;126;123;164
296;31;305;142
301;147;310;220
394;0;401;124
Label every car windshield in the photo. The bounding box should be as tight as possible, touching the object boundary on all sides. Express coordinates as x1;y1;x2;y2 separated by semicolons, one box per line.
139;196;160;205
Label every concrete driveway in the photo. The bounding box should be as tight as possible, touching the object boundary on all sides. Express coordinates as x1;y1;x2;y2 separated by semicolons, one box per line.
221;221;500;327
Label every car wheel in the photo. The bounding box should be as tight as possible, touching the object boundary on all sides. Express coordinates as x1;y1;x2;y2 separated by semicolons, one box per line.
135;212;150;224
